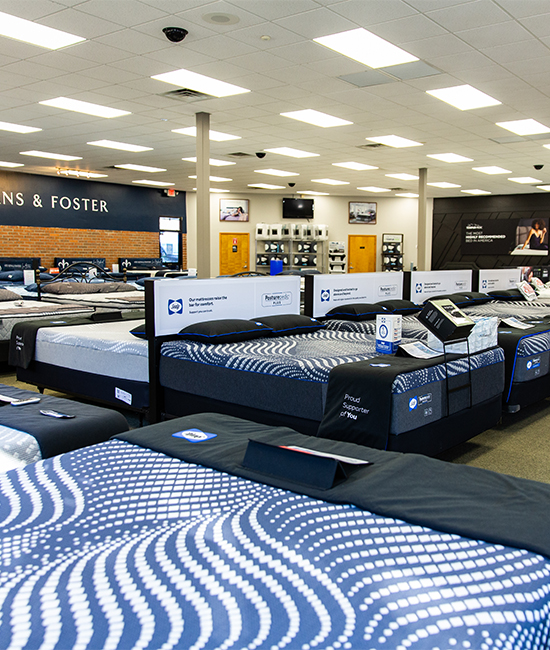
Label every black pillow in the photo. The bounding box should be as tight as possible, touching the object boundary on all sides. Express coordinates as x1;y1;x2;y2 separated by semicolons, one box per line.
0;270;24;282
376;299;421;314
325;303;388;321
178;319;273;343
488;289;524;301
254;314;325;335
130;323;147;339
451;291;492;306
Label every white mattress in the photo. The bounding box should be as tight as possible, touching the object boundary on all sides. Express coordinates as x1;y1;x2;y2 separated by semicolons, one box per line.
35;319;148;381
40;291;145;309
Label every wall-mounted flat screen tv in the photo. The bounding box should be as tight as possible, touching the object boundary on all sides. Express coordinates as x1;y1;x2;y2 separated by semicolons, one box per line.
160;230;180;267
282;198;314;219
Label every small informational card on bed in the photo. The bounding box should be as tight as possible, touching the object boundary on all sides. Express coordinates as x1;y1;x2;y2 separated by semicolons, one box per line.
398;341;442;359
500;317;534;330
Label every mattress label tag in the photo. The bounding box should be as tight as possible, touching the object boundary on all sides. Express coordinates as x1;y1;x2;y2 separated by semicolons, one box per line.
115;387;132;405
172;428;217;443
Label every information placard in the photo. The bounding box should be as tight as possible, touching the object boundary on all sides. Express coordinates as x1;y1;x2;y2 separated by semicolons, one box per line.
410;270;471;303
478;268;520;292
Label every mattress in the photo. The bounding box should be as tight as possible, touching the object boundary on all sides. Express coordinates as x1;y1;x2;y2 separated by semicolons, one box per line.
1;428;549;650
160;330;504;433
0;423;41;467
39;290;145;310
0;301;94;341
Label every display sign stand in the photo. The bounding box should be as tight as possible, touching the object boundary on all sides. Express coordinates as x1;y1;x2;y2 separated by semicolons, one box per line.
441;338;472;416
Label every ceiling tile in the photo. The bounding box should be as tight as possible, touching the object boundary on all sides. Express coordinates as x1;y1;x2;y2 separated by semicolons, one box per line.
274;7;356;38
426;0;510;31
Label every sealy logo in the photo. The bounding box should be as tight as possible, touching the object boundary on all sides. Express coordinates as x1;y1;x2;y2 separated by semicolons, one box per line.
172;428;218;443
415;282;423;294
481;279;488;290
168;298;183;315
321;289;330;302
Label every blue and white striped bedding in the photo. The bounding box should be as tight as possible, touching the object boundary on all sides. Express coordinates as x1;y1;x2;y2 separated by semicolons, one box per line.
1;438;549;650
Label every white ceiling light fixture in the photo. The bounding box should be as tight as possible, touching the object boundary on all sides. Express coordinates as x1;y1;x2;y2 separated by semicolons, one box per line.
57;169;107;179
88;140;152;152
537;185;550;191
40;97;130;119
254;169;299;177
247;183;286;190
191;188;231;193
0;121;41;134
314;28;418;68
151;69;250;98
473;166;511;175
264;147;319;158
189;175;232;182
280;109;352;128
333;162;378;171
115;164;166;173
426;85;501;110
311;178;349;185
428;182;461;188
461;189;491;195
171;126;241;141
496;119;550;136
386;173;419;181
357;186;391;192
298;190;329;195
541;145;550;152
20;150;81;161
508;177;542;184
0;161;23;168
395;193;419;197
182;157;235;167
366;135;422;148
0;11;85;49
132;179;174;187
427;153;473;163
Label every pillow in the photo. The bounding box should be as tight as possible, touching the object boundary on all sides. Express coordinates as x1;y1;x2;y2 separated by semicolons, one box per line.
0;288;21;301
42;282;99;294
130;323;146;339
517;281;537;301
455;291;492;305
0;270;24;282
96;282;136;293
253;314;325;335
178;319;273;343
376;299;421;314
324;303;388;321
488;288;524;301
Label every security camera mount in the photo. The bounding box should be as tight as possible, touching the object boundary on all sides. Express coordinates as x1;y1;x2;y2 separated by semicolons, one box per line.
534;164;544;170
255;152;266;159
163;27;188;43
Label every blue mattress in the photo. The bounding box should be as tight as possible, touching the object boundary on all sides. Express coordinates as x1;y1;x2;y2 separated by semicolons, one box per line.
1;437;549;650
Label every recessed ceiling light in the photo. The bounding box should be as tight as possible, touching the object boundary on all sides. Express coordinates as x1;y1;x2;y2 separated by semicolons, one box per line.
543;145;550;152
132;179;174;187
192;188;232;193
333;161;378;171
357;186;391;192
537;185;550;192
395;193;419;197
115;164;166;173
473;166;511;175
40;97;130;119
189;175;232;182
508;177;542;184
182;157;235;167
426;85;501;110
461;189;491;195
314;27;418;68
366;135;422;148
0;161;23;168
57;169;108;179
264;147;319;158
202;13;240;25
0;11;85;49
171;126;240;141
87;140;152;152
386;173;419;181
20;150;82;161
298;190;330;195
427;182;461;188
311;178;349;185
247;183;286;190
496;119;550;136
0;121;41;134
254;169;299;177
151;69;250;98
427;153;473;163
280;109;352;128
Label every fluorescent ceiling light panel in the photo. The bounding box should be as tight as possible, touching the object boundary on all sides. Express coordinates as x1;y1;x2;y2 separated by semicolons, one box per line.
115;164;166;173
298;191;329;195
0;121;41;134
151;69;250;98
311;178;349;185
314;28;418;68
496;119;550;136
264;147;319;158
248;183;285;190
280;109;352;128
132;180;174;187
357;186;391;192
428;182;461;188
0;11;85;49
58;169;107;179
182;157;235;167
537;185;550;191
386;173;419;181
171;126;240;141
395;193;418;197
426;85;501;110
508;177;542;184
20;150;81;161
88;140;152;152
192;188;232;193
254;169;299;177
461;189;491;195
40;97;130;119
0;161;23;168
366;135;422;148
333;161;378;171
473;166;511;175
427;153;473;163
189;175;232;182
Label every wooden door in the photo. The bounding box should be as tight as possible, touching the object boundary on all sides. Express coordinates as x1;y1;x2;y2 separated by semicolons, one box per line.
219;232;250;276
348;235;377;273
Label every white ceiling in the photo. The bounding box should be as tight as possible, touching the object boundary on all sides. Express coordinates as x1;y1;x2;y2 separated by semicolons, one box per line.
3;0;550;199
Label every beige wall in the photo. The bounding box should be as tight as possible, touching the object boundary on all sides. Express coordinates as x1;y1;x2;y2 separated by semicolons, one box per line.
186;192;433;277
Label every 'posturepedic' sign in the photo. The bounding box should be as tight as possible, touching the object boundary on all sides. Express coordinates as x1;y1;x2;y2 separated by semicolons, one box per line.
410;270;472;303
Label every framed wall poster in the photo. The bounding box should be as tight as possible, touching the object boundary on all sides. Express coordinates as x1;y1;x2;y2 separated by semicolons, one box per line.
220;199;249;222
349;202;377;224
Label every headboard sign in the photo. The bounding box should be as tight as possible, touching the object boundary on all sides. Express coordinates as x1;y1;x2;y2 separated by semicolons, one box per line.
0;257;40;272
119;258;164;270
148;276;302;337
304;272;404;318
54;257;106;270
477;268;520;292
408;270;472;303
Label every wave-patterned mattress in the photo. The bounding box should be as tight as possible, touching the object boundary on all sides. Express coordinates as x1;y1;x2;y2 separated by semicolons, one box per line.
0;438;549;650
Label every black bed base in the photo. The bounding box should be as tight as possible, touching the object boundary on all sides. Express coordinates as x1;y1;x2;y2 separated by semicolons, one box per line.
161;388;503;457
17;361;149;417
506;373;550;413
0;340;8;363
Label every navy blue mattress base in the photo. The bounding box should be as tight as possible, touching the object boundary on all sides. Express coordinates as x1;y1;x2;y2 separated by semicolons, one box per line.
506;374;550;412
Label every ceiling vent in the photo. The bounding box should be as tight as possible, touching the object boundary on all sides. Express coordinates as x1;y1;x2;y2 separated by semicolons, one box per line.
159;88;213;102
227;152;255;158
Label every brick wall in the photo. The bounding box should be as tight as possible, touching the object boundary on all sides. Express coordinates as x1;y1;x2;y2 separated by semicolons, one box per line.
0;225;187;269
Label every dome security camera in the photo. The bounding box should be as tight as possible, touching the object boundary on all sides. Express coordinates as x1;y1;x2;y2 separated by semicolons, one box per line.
255;152;266;159
288;182;295;187
534;164;544;170
163;27;188;42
